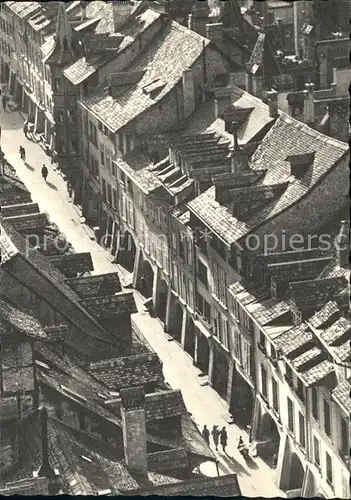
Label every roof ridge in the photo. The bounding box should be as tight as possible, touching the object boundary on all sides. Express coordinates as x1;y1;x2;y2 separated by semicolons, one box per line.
170;18;210;44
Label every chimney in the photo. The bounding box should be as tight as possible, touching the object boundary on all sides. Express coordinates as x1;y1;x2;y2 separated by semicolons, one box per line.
267;89;279;118
38;407;55;480
229;120;239;151
112;0;133;33
214;87;234;119
182;69;195;119
336;220;350;268
252;75;263;98
120;386;148;477
303;82;314;125
205;22;223;43
81;1;87;20
285;152;316;178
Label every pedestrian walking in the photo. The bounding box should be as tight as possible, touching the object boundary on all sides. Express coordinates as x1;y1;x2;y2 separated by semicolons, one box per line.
202;425;210;446
272;452;278;469
2;94;7;111
211;425;219;451
23;120;28;138
220;426;228;453
41;164;48;182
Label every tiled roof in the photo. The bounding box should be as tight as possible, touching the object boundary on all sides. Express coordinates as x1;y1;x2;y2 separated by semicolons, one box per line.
147;449;188;474
262;247;334;265
0;202;39;218
187;115;348;245
320;316;351;345
0;222;123;361
63;53;106;85
65;273;122;298
332;379;351;413
308;301;340;329
81;20;210;132
81;291;137;318
298;359;335;387
266;257;332;282
251;299;291;326
2;212;49;232
145;390;186;421
47;252;94;276
116;152;161;194
274;324;313;357
291;347;324;371
89;353;163;390
0;297;47;340
127;473;241;497
290;276;348;308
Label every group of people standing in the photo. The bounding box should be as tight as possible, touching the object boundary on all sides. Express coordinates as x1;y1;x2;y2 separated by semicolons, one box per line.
202;425;228;453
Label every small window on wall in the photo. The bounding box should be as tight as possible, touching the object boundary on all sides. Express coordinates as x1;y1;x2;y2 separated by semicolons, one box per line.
54;77;62;92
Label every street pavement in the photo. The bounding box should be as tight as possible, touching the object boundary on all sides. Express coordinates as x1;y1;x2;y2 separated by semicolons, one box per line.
1;105;284;497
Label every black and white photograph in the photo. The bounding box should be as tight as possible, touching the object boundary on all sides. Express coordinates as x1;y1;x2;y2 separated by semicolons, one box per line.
0;0;350;497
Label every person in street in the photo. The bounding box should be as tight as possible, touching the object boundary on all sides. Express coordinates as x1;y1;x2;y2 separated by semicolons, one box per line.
220;426;228;453
23;120;28;138
2;94;7;111
211;425;219;451
41;164;48;181
237;436;244;450
19;146;26;161
272;452;278;468
202;425;210;445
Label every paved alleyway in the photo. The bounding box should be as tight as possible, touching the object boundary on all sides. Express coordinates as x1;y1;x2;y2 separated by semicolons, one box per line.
1;107;284;497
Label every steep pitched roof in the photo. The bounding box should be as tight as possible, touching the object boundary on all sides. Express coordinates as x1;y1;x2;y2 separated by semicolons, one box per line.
89;353;163;390
80;19;210;132
0;221;123;361
187;114;348;245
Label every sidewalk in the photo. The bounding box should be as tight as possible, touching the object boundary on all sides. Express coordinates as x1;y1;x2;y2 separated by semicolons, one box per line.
1;107;284;497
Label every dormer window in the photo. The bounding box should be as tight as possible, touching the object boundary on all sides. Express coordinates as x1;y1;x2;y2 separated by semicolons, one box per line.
285;152;316;179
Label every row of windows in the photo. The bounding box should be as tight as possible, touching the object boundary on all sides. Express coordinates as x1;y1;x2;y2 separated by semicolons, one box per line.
230;295;254;334
313;436;334;487
233;325;253;377
173;264;194;309
212;261;226;306
101;178;117;209
287;396;306;448
213;312;230;350
99;143;116;177
121;193;135;229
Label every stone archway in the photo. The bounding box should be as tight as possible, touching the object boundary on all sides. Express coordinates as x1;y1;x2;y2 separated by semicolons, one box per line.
230;370;254;429
258;412;281;464
170;301;183;343
288;453;305;491
118;231;136;273
184;317;195;360
212;347;229;400
156;279;168;322
139;259;154;299
197;332;210;375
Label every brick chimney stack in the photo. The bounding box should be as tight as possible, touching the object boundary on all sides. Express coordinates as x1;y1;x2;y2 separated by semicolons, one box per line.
120;386;148;477
182;69;195;119
336;220;350;268
214;87;234;119
267;89;279;118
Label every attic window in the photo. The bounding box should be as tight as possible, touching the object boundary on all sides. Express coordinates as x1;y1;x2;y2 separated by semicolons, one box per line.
142;78;166;96
285;152;316;179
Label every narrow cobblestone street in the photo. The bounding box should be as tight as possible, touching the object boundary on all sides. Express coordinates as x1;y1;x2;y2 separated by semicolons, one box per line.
1;106;284;497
